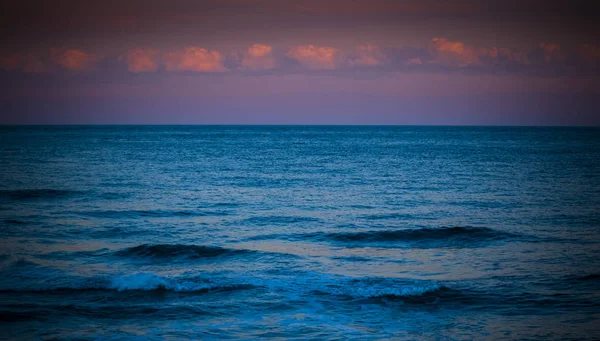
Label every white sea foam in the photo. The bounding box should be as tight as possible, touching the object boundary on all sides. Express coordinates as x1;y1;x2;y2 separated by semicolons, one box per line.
0;267;444;299
240;271;444;299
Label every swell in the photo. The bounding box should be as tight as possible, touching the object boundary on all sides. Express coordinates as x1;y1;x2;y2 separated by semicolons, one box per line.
562;273;600;290
114;244;251;260
240;272;459;302
249;226;520;247
79;209;229;219
0;262;452;302
3;219;27;225
0;271;257;293
318;226;514;242
2;264;587;309
0;305;214;321
571;273;600;281
0;189;81;201
310;280;452;301
312;277;598;308
238;215;322;226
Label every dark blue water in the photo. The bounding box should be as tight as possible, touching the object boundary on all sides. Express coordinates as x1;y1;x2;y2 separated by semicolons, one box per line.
1;126;599;340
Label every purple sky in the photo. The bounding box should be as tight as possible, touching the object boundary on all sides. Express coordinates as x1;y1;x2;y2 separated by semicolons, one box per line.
1;0;599;125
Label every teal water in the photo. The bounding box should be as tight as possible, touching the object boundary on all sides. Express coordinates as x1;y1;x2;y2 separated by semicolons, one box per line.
0;126;599;340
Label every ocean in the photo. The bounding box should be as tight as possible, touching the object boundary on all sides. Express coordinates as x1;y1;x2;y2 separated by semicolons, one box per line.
0;126;599;340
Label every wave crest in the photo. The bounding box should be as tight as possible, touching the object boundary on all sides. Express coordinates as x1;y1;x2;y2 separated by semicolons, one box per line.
0;271;255;293
245;226;519;248
313;281;446;299
108;273;253;292
318;226;511;243
0;189;80;201
114;244;250;260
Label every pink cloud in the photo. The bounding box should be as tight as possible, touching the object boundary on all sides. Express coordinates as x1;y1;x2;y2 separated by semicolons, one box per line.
349;44;387;67
120;49;160;72
241;44;276;70
430;38;527;67
164;47;225;72
431;38;485;66
539;43;562;63
50;49;98;71
287;45;341;69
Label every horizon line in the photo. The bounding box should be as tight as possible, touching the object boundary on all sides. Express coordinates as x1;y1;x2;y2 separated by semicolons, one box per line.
1;124;599;128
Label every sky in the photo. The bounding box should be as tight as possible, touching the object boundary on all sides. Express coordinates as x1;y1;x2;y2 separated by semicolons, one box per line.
1;0;599;125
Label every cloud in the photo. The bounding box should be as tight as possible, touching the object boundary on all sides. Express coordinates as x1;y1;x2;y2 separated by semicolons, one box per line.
526;43;564;66
120;48;160;72
50;49;98;71
241;44;276;70
406;58;422;65
430;37;496;67
429;38;532;69
540;43;560;53
3;39;599;77
495;48;529;65
164;47;225;72
383;46;432;66
287;45;341;69
247;44;271;58
348;44;387;67
2;53;49;73
539;43;562;63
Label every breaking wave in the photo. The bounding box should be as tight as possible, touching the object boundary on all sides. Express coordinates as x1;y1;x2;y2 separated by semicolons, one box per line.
0;271;256;293
310;279;447;300
107;273;255;292
0;263;452;301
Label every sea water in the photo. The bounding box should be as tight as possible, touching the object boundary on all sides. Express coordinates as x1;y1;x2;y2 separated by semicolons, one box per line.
0;126;599;340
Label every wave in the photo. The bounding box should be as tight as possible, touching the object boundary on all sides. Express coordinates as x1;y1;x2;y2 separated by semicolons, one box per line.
0;262;450;301
3;219;26;225
573;273;600;281
2;267;589;309
79;209;228;219
359;213;413;221
36;249;111;261
0;189;81;201
318;226;513;242
250;226;519;248
2;258;42;269
311;280;447;300
0;272;257;293
564;273;600;284
108;273;255;292
237;271;453;301
1;264;549;308
114;244;251;260
239;215;322;226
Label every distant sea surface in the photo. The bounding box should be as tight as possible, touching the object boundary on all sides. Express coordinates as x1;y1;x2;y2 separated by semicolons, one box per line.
1;126;599;340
